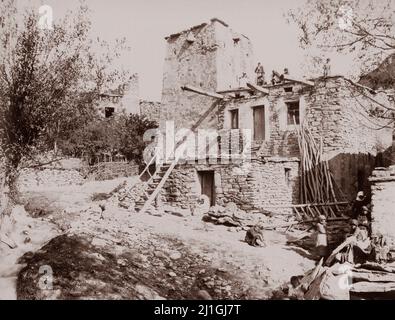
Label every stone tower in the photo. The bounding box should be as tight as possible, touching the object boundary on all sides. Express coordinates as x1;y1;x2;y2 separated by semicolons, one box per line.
160;18;255;130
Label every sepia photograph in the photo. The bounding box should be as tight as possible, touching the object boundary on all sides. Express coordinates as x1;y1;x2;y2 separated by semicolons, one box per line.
0;0;395;308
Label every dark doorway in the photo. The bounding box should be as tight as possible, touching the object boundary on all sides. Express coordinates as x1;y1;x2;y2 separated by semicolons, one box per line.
286;101;300;125
253;106;265;141
230;109;239;129
105;107;115;118
357;169;365;192
198;171;215;206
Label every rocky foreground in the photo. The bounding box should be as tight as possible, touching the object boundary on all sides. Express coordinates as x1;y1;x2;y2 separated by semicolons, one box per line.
2;178;315;300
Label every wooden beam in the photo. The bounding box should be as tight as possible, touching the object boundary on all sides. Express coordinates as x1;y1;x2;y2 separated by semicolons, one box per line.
262;217;349;230
284;76;314;87
350;271;395;283
351;281;395;293
263;202;350;209
181;85;224;99
246;82;269;94
325;237;354;266
217;88;254;94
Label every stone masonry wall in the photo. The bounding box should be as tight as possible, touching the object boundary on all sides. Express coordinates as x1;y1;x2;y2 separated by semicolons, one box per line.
306;77;392;159
218;77;393;200
161;158;299;213
160;19;254;131
18;161;139;191
139;100;161;124
247;158;300;212
305;77;393;199
17;168;84;192
369;166;395;245
84;162;139;181
161;22;219;131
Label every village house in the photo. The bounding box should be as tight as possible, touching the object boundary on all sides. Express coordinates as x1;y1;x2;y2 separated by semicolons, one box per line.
147;18;393;214
96;73;161;122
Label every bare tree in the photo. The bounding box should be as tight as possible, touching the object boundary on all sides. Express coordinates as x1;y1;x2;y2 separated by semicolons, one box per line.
0;1;129;219
288;0;395;122
288;0;394;59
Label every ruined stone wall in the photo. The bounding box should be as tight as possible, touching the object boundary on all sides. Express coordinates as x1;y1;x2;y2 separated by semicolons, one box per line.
84;162;139;181
17;161;139;191
17;168;84;192
369;166;395;245
161;158;299;213
17;158;84;191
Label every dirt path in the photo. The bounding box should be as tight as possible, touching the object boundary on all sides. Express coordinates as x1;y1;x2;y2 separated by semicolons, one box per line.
4;177;315;300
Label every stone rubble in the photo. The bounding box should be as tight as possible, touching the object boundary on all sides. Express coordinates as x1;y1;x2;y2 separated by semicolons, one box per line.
202;202;276;229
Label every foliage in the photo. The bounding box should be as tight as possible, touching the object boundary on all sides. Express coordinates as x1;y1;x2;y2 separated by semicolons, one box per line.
60;113;158;166
288;0;395;77
0;1;129;212
288;0;395;124
118;114;158;165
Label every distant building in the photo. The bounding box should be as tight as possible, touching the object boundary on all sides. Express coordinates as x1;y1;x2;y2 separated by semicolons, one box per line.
96;73;160;122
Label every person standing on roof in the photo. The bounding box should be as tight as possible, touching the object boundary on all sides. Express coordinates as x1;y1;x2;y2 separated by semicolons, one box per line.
255;62;265;86
323;58;331;77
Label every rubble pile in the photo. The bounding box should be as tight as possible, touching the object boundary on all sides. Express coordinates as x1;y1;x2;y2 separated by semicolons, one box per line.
285;260;395;300
283;232;395;300
110;181;147;210
202;202;285;230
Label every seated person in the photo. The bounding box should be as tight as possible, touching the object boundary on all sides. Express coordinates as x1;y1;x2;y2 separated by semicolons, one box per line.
351;191;369;219
245;223;266;247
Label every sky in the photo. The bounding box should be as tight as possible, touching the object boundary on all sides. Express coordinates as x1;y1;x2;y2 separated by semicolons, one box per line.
23;0;356;101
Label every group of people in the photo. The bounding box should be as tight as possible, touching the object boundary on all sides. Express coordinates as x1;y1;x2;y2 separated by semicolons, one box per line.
253;62;290;86
253;58;331;87
314;191;373;262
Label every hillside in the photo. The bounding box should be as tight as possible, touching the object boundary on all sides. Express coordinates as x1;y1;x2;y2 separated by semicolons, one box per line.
359;53;395;91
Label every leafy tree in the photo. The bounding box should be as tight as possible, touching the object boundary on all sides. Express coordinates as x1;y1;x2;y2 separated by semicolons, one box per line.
0;1;129;216
60;113;158;166
118;114;158;166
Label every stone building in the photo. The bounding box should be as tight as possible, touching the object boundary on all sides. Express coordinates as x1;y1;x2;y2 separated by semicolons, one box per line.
97;73;140;117
369;166;395;245
97;73;160;121
154;19;393;213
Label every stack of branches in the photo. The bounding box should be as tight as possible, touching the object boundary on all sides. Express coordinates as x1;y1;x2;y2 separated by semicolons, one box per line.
295;121;347;212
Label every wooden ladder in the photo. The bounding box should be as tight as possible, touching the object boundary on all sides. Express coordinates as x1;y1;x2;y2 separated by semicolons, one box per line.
136;99;222;214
